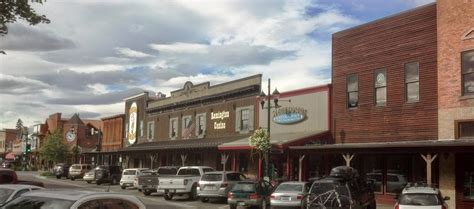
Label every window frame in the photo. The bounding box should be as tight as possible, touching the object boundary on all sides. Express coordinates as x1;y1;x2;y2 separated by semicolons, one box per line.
455;120;474;139
169;117;178;140
405;62;420;103
347;74;359;109
240;108;250;131
181;115;193;138
374;69;387;106
195;113;207;137
147;121;155;141
462;50;474;96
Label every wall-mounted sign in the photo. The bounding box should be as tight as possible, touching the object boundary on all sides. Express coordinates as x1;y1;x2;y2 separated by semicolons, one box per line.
272;107;307;125
211;111;229;130
128;102;138;144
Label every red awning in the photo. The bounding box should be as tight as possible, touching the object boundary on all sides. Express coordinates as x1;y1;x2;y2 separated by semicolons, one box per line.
5;152;16;160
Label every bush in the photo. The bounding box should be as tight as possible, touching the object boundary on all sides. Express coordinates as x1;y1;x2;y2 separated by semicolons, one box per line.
39;171;54;177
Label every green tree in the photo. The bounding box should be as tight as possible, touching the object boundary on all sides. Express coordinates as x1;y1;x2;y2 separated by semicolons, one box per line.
40;129;69;165
0;0;50;54
15;118;23;139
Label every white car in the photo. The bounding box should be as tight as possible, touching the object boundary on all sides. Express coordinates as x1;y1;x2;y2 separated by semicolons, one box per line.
0;184;43;206
395;183;449;209
120;168;149;189
1;190;146;209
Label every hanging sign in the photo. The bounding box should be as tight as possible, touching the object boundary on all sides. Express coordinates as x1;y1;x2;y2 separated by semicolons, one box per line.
272;107;307;124
128;102;138;144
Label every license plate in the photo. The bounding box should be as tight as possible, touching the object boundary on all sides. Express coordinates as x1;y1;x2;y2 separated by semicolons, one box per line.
170;189;176;193
237;202;245;206
281;196;291;201
205;185;215;190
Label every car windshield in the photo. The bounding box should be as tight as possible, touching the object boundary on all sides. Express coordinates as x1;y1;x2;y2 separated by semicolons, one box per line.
232;183;256;192
276;184;303;192
123;170;137;175
177;169;200;176
0;188;14;204
71;165;81;169
202;174;222;181
310;181;350;196
3;196;74;209
399;194;441;206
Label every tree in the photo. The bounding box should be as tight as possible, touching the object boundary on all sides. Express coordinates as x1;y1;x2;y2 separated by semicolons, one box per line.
15;118;23;139
249;128;271;178
40;129;69;166
0;0;50;54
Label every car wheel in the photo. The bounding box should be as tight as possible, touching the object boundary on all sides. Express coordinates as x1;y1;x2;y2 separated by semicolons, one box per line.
86;181;91;184
164;192;173;200
111;178;118;185
229;204;237;209
200;197;209;202
189;185;198;201
143;190;151;196
56;175;60;179
121;185;126;190
96;181;101;185
70;177;75;181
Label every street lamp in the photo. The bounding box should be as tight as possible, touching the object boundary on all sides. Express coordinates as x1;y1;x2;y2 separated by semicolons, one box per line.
259;78;281;180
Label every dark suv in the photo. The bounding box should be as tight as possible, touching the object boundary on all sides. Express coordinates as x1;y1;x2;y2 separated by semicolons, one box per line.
53;163;70;179
94;165;122;185
307;166;376;209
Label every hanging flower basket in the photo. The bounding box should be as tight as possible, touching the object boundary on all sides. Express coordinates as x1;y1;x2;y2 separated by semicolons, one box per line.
249;128;271;154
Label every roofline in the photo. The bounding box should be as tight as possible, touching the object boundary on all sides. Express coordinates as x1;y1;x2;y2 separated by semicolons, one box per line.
332;2;436;37
123;91;148;101
278;84;331;99
101;114;125;120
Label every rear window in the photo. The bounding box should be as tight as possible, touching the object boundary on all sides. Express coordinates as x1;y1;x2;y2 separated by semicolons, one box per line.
276;184;303;192
123;170;137;175
0;188;14;204
178;169;200;176
399;194;441;206
4;196;74;209
71;165;81;169
232;183;256;192
226;173;244;181
202;174;222;181
157;168;177;175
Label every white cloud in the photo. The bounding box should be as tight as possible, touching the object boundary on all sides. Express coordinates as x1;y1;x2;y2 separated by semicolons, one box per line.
115;47;154;58
150;43;209;54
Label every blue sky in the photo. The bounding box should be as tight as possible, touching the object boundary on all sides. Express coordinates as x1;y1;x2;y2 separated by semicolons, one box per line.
0;0;434;128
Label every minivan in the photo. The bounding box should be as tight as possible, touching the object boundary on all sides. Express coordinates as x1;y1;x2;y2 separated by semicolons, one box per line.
69;164;93;181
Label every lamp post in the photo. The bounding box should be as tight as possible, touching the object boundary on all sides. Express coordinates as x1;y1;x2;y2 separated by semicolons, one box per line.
259;78;280;180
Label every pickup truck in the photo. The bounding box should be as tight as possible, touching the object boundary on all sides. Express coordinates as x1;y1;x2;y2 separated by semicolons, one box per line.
137;166;179;196
158;166;214;200
0;168;44;187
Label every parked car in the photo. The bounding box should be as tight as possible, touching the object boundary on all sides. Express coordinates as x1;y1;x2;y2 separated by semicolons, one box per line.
366;172;408;193
68;164;93;181
83;169;95;184
1;190;146;209
0;184;43;206
395;183;449;209
227;180;274;209
94;165;122;185
53;163;70;179
138;166;179;196
158;166;214;200
119;168;149;189
198;171;247;202
0;168;44;187
270;181;310;209
307;166;376;209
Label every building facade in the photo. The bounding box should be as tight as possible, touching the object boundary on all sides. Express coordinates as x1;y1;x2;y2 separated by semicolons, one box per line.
0;129;18;161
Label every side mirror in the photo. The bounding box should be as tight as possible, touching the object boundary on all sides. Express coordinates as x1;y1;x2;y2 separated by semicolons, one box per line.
443;196;450;201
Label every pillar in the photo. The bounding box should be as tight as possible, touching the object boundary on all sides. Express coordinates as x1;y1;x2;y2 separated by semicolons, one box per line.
439;153;455;209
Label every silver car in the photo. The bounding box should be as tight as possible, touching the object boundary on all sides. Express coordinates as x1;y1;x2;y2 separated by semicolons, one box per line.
0;184;43;206
83;169;95;184
270;181;310;209
198;171;247;202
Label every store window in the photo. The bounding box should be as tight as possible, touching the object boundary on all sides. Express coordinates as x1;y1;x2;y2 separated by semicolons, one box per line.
360;155;384;193
457;121;474;139
462;50;474;95
374;69;387;106
195;113;207;137
405;62;420;103
386;155;409;194
462;156;474;200
347;74;359;108
169;117;178;139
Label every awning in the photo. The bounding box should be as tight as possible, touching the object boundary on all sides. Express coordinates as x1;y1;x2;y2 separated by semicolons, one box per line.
289;139;474;153
119;135;250;152
218;130;329;150
5;152;17;160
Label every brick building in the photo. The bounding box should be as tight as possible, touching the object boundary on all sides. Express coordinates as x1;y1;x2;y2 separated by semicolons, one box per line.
0;129;19;161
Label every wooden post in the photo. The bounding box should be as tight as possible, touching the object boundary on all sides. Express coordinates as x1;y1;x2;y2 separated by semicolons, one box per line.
149;154;157;169
421;153;437;185
299;155;305;182
286;152;291;180
181;154;187;167
221;153;229;172
342;154;354;167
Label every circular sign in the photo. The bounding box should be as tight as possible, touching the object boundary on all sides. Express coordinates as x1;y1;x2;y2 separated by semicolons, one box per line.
66;130;76;142
128;102;138;145
273;112;306;124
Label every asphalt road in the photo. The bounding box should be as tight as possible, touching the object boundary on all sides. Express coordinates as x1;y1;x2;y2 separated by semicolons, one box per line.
16;171;230;209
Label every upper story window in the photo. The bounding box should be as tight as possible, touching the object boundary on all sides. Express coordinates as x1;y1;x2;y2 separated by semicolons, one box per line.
462;50;474;95
139;120;144;137
147;121;155;141
196;113;207;137
457;121;474;139
347;74;358;108
235;106;254;133
374;69;387;106
169;117;178;139
182;115;193;139
405;62;420;103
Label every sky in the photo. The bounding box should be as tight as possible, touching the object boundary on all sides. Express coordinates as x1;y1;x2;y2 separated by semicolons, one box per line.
0;0;435;129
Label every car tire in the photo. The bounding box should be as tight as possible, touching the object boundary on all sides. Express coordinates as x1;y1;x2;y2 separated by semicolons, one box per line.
229;204;237;209
96;181;101;185
189;185;198;201
56;175;60;179
70;177;75;181
111;178;118;185
164;192;173;200
143;190;151;196
86;181;91;184
200;197;209;202
121;185;126;190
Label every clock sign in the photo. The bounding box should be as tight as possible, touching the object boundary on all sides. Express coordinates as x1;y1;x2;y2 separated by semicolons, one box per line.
128;102;138;145
66;130;76;142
